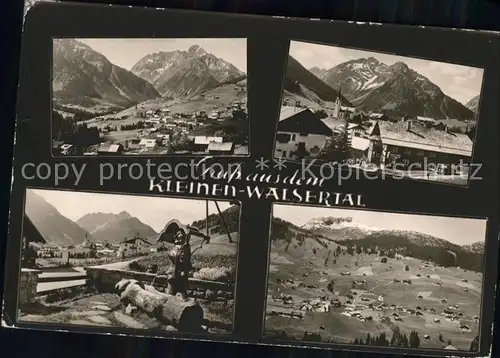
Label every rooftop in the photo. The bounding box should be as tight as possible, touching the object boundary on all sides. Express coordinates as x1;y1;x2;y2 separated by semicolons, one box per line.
208;142;234;152
369;120;473;156
278;106;333;136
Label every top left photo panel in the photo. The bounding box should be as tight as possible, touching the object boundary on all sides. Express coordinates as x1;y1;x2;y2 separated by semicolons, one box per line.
51;38;249;157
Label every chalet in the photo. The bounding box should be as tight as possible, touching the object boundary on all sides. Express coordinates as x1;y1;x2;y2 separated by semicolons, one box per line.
369;113;389;121
275;106;333;160
97;143;124;155
208;142;235;155
364;120;473;171
192;136;223;152
416;116;436;125
117;236;152;258
127;138;142;150
138;139;158;150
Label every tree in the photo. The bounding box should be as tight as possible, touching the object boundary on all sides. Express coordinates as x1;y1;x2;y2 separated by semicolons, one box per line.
346;246;354;255
409;330;421;348
356;246;362;255
316;109;328;119
381;257;388;264
387;250;396;259
405;264;410;271
365;333;372;345
470;336;479;351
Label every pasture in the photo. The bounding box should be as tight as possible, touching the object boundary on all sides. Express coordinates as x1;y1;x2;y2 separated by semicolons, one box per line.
264;239;482;351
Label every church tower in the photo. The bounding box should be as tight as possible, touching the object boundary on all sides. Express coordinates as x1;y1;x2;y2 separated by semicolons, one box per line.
333;88;342;119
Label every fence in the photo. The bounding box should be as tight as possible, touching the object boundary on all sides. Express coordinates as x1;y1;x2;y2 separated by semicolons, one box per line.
19;267;235;306
86;267;235;302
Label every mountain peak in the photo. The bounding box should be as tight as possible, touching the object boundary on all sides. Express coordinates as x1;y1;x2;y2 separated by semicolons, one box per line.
390;61;409;72
117;211;133;220
188;44;207;57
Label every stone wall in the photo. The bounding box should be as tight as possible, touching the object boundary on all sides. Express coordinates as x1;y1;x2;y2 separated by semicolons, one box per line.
19;268;40;306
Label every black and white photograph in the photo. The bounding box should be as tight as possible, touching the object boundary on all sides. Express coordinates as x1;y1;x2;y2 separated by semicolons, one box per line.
18;188;240;334
274;40;483;185
264;204;486;351
52;38;248;156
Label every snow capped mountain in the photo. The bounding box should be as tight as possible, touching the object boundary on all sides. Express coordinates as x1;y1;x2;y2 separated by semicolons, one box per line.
52;39;160;111
131;45;245;98
465;95;480;113
302;216;376;241
298;57;476;121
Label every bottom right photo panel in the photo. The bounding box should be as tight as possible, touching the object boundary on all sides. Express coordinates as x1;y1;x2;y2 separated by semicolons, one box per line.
264;204;487;352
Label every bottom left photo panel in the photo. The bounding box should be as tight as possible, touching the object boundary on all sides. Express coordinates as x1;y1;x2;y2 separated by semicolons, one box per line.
17;188;240;335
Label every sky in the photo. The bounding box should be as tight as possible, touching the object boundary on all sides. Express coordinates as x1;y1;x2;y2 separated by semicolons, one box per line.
78;38;247;73
289;40;483;105
30;189;233;233
273;204;487;246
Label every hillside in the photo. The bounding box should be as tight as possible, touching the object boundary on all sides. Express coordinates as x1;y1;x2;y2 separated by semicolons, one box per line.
53;39;160;113
131;45;245;98
313;57;475;120
342;230;484;272
272;215;484;272
284;55;352;106
76;211;157;244
24;190;91;246
191;204;240;235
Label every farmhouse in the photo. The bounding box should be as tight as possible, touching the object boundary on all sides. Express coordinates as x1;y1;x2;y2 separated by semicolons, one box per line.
363;120;473;171
275;106;333;160
117;236;152;258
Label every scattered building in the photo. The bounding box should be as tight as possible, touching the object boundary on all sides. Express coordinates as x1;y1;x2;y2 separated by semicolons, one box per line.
208;142;235;155
117;236;152;258
363;119;473;171
97;143;124;155
275;106;333;160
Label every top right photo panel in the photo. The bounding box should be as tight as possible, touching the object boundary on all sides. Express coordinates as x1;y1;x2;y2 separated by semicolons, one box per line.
274;40;484;186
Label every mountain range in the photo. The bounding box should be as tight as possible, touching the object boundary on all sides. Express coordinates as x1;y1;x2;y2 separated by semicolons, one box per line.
272;215;485;272
131;45;245;98
289;56;476;121
52;39;246;112
283;56;352;108
24;191;158;245
76;211;157;244
53;39;160;112
24;190;91;246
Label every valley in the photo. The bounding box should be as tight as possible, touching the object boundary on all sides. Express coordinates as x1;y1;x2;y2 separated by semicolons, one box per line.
264;210;485;352
52;39;248;156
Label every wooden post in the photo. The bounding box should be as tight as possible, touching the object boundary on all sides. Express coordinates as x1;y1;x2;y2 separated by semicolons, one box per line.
214;201;233;243
205;200;209;237
116;279;204;331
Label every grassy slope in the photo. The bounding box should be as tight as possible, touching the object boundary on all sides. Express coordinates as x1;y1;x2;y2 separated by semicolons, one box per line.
265;237;481;351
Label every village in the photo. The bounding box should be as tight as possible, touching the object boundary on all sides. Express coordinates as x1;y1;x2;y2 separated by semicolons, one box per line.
276;94;476;184
53;95;249;157
19;193;240;334
266;247;481;350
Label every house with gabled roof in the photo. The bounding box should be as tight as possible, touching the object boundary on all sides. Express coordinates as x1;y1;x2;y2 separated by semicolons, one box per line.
274;106;333;160
365;119;473;171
